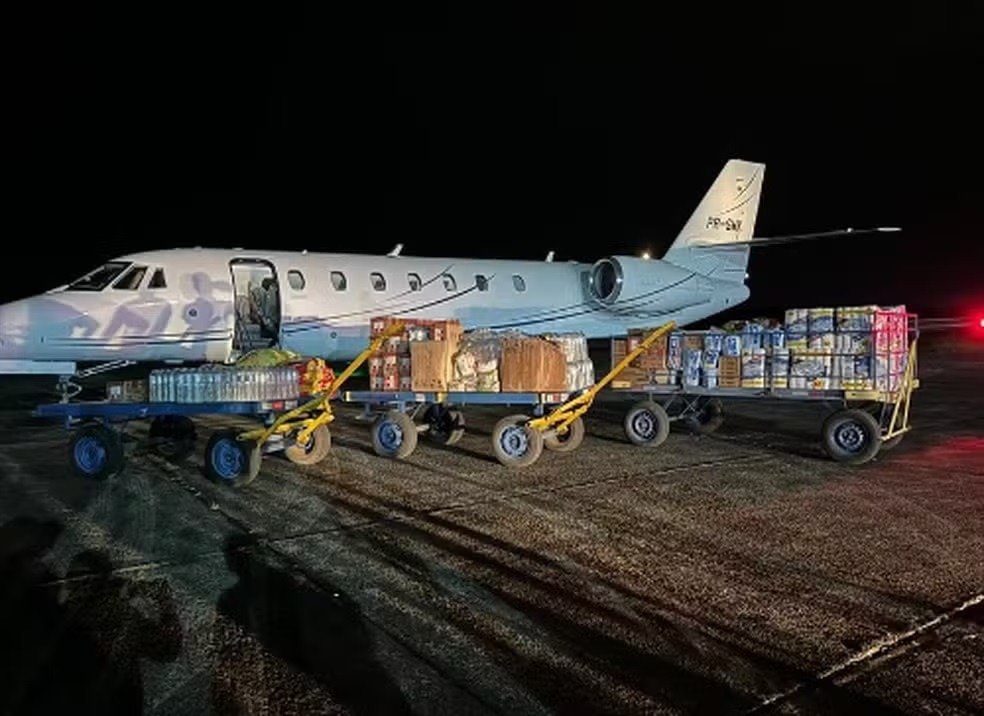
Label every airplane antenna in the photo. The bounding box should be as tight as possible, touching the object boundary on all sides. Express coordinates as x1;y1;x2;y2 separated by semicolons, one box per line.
545;251;555;262
387;244;403;257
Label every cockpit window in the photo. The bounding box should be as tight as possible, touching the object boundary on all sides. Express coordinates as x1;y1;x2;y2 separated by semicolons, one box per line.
67;261;131;291
113;265;147;290
149;268;167;288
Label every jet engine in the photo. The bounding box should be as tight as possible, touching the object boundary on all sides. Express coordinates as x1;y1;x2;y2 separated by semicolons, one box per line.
585;255;711;315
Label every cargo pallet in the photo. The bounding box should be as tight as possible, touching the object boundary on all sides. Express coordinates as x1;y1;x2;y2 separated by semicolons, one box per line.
612;312;920;465
32;321;678;481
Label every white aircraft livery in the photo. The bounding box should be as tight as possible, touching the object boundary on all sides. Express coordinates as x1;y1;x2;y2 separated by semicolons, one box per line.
0;158;895;376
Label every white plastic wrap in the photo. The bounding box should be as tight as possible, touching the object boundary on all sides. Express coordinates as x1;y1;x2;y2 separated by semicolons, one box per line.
544;332;589;363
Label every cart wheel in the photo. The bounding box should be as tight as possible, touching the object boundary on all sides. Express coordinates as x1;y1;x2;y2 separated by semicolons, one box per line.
371;410;418;459
69;423;125;480
204;430;262;487
424;405;465;446
492;414;544;467
685;397;724;435
148;415;197;462
543;416;585;453
624;401;670;447
821;409;882;465
285;424;332;465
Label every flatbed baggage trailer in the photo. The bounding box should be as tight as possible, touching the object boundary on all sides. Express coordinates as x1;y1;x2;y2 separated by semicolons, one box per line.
32;322;406;486
336;321;678;468
613;311;919;465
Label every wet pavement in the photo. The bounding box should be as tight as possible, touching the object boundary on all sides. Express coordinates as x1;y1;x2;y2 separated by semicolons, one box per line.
0;339;982;715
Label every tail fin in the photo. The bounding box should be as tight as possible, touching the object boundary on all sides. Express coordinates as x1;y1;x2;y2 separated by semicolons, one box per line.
662;159;765;283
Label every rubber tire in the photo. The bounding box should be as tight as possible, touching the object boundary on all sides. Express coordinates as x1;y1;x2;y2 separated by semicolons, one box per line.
371;410;418;459
624;401;670;448
491;414;544;468
424;405;466;446
685;398;725;435
69;423;125;480
880;433;904;451
543;416;585;453
204;429;263;487
821;409;883;465
148;415;197;462
284;424;332;465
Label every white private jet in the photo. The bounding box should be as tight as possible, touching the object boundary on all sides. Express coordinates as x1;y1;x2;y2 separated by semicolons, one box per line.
0;159;899;383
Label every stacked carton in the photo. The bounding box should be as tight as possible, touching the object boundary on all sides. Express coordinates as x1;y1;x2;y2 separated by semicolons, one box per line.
610;330;673;389
369;316;463;391
609;304;910;395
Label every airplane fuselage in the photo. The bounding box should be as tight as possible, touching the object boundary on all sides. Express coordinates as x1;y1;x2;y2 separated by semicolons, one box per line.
0;248;749;365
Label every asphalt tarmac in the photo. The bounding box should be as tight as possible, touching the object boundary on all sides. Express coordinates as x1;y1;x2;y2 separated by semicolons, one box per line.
0;338;981;715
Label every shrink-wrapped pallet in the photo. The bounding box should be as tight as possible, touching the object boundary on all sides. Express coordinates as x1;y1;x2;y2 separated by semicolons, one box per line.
499;337;567;392
722;334;742;357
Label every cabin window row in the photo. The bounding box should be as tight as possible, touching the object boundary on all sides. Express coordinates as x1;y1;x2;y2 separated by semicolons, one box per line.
306;271;528;293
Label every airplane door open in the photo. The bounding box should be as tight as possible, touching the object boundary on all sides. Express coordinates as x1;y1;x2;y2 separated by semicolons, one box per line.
229;258;281;352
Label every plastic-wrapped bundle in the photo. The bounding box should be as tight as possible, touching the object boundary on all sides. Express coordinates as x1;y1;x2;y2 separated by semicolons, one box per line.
741;348;766;387
544;332;588;362
667;332;684;370
703;331;725;354
722;334;742;357
770;349;790;389
808;308;835;334
682;348;702;386
564;359;595;391
702;368;718;389
702;348;720;370
448;329;518;392
742;323;764;350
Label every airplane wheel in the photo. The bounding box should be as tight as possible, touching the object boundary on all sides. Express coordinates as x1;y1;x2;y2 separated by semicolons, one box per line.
492;414;544;468
424;405;465;446
204;430;262;487
371;410;418;459
543;416;585;453
148;415;197;462
821;409;882;465
69;423;125;480
285;424;332;465
624;401;670;447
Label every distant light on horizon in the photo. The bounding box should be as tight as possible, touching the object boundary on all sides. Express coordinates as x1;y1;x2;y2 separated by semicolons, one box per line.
641;250;651;260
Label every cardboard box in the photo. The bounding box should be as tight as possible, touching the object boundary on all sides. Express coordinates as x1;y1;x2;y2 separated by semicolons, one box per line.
612;334;668;371
718;355;741;388
499;338;567;392
410;340;454;391
106;379;148;403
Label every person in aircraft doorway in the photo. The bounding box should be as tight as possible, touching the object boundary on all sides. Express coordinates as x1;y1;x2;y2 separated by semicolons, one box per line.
258;277;280;344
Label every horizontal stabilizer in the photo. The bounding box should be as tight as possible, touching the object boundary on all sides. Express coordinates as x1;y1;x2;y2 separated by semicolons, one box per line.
688;226;901;248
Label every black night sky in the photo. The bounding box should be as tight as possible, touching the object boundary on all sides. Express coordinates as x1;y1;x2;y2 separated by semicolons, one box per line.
9;3;984;319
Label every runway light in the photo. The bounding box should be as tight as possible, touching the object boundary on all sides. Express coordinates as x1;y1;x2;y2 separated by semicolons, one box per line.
640;250;651;260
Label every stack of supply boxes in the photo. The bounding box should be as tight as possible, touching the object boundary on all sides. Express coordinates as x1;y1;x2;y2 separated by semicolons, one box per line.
370;317;593;394
610;329;675;389
369;316;463;391
608;304;909;394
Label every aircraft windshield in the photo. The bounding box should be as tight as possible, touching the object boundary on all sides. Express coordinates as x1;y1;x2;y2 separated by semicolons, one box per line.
67;261;132;291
